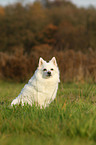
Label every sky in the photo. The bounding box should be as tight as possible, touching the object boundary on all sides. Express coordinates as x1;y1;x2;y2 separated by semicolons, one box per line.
0;0;96;7
71;0;96;7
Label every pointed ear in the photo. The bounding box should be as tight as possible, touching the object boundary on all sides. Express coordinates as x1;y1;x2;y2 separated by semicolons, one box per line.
38;57;45;68
50;57;57;66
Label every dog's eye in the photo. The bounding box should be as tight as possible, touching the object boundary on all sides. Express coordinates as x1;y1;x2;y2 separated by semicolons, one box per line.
50;68;54;71
43;68;47;71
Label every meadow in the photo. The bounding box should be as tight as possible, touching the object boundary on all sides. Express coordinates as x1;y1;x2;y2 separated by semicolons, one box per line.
0;80;96;145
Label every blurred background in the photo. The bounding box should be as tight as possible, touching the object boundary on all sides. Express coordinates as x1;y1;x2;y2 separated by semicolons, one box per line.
0;0;96;82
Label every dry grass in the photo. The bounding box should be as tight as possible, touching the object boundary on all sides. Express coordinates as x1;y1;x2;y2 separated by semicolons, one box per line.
0;48;96;82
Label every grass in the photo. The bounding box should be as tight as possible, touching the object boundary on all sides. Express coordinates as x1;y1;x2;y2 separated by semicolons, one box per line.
0;80;96;145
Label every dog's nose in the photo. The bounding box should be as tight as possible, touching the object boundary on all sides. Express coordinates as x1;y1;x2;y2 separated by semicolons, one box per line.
47;71;51;76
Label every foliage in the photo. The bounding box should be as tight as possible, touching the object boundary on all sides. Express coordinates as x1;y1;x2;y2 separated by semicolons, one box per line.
0;1;96;52
0;1;96;82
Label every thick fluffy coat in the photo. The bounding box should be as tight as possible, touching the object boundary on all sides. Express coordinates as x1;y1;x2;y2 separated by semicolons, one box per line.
11;57;60;108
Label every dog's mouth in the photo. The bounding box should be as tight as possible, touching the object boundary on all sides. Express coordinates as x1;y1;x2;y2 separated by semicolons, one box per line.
46;71;52;77
44;74;52;79
47;74;52;77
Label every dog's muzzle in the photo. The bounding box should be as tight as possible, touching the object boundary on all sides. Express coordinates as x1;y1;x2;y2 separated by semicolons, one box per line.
47;71;51;76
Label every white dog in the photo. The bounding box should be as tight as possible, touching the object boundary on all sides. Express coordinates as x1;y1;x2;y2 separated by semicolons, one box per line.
11;57;60;108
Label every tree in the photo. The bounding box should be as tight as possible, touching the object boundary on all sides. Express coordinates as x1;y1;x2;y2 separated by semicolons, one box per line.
0;6;5;16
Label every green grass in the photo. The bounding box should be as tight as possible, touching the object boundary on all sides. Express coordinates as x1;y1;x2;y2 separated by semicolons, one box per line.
0;80;96;145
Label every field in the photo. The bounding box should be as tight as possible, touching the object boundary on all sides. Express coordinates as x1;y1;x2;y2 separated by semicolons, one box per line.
0;80;96;145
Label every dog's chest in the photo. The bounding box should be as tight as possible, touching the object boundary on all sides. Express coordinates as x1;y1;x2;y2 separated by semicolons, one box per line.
38;81;56;93
37;83;57;101
25;79;58;106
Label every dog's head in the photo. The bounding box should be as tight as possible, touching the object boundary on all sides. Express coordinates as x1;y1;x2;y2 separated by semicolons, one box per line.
38;57;60;81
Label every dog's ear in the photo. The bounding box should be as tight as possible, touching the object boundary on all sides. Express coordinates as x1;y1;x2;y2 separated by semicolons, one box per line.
50;57;57;66
38;57;45;67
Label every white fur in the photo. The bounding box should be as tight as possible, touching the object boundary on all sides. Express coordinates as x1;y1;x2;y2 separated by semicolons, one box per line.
11;57;60;108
